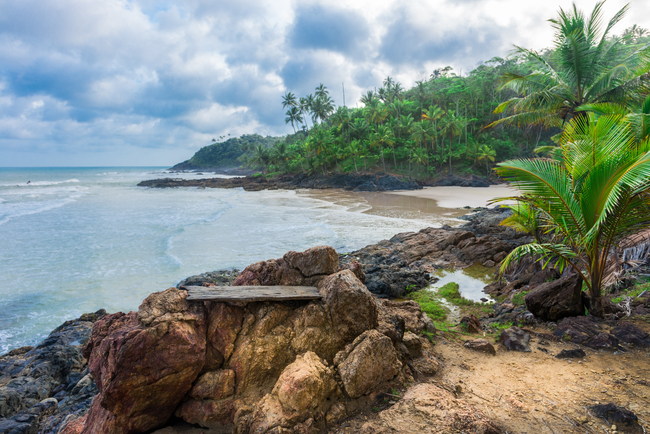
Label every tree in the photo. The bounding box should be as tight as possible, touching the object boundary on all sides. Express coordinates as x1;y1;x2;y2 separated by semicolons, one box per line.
285;106;303;133
439;111;463;174
490;1;650;129
252;144;271;173
476;144;496;177
496;113;650;317
282;92;297;110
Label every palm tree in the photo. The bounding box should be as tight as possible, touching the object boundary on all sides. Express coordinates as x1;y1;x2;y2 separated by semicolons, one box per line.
348;139;362;173
282;92;297;109
311;96;335;124
299;96;312;130
359;91;375;106
370;125;393;174
422;105;444;154
252;144;271;173
489;1;650;129
496;113;650;317
476;144;496;177
315;84;329;99
285;106;303;133
440;111;464;174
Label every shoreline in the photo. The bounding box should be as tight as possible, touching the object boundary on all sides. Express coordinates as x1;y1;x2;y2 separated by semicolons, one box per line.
386;184;517;209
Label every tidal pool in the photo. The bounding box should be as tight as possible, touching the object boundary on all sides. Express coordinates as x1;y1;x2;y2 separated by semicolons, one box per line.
429;263;497;302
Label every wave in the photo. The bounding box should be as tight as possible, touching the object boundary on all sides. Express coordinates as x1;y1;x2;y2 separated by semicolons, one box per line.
0;197;79;226
1;179;80;187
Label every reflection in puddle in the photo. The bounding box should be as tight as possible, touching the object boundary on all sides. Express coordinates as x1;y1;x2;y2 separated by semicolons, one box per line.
429;264;496;302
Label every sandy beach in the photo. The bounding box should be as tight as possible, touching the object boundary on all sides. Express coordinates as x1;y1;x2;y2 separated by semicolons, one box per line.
387;184;517;209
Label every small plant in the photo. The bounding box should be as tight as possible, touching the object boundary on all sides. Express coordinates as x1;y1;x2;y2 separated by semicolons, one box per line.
409;290;449;321
511;291;530;306
437;282;477;306
563;333;572;342
420;330;436;342
611;284;648;304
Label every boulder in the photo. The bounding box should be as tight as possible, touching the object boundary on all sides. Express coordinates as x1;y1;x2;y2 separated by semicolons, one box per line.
318;270;379;342
460;314;482;333
555;349;586;359
500;327;531;352
611;323;650;347
525;273;584;321
175;398;238;429
273;352;336;413
553;316;622;350
463;339;496;355
82;288;207;434
283;246;339;277
379;300;435;334
188;370;235;400
357;384;502;434
334;330;401;399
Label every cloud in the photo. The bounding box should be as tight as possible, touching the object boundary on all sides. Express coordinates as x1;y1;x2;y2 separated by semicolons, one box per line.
0;0;647;166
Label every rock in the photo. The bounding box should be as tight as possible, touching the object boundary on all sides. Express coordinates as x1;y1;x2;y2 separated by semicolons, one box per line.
500;327;531;352
325;402;347;425
611;323;650;347
589;403;639;427
0;310;105;434
335;330;401;399
555;349;586;359
554;316;622;350
283;246;339;277
463;339;497;355
379;300;435;334
339;260;366;283
188;370;235;400
525;273;584;321
273;352;336;413
357;383;502;434
318;270;379;342
175;398;238;429
82;288;207;434
177;269;240;288
408;355;439;377
460;314;482;333
401;332;423;358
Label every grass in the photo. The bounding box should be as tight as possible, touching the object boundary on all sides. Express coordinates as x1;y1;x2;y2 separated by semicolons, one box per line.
512;291;530;306
409;289;449;321
611;283;650;304
438;282;478;306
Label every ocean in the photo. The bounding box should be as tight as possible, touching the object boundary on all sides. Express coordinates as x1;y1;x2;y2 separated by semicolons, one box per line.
0;167;463;354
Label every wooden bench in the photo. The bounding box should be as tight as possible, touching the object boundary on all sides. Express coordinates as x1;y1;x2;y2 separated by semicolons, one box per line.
183;286;321;302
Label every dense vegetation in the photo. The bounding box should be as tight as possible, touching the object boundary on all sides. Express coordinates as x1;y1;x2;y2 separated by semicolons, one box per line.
178;134;277;169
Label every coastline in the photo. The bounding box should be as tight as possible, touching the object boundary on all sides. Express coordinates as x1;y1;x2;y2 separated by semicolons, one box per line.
386;184;517;209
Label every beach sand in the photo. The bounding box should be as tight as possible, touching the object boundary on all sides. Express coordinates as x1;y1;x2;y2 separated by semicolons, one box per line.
386;184;517;209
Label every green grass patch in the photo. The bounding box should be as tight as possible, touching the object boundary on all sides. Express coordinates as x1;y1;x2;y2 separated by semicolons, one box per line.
409;290;449;321
437;282;477;306
611;283;649;304
512;291;530;306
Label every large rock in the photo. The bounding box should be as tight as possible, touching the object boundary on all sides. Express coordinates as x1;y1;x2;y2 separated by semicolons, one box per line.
283;246;339;277
334;330;401;399
525;273;584;321
358;383;502;434
464;339;497;355
318;270;379;342
500;327;531;352
273;352;336;413
82;288;207;434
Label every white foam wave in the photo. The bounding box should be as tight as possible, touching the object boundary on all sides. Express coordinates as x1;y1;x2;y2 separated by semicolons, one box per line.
0;197;79;226
1;179;80;187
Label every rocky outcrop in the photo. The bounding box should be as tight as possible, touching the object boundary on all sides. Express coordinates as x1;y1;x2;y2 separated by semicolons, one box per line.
524;273;584;321
0;310;106;434
74;246;443;434
138;173;422;192
500;327;531;352
357;383;502;433
553;317;650;350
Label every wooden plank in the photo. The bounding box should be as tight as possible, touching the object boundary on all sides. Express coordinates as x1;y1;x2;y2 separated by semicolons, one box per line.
183;285;321;302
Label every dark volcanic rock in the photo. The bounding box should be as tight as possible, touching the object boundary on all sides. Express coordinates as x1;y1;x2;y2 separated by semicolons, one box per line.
427;174;491;188
611;323;650;347
463;339;496;355
138;173;422;192
555;348;586;359
177;269;240;288
525;273;584;321
589;403;639;427
500;327;531;352
0;310;106;434
553;316;627;350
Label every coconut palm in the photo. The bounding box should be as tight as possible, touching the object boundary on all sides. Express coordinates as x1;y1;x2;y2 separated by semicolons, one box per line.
285;106;303;133
490;1;650;129
315;84;329;99
477;144;496;177
299;96;312;130
496;113;650;317
439;111;464;174
282;92;297;110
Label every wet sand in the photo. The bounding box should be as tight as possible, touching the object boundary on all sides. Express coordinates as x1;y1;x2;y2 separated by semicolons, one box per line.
387;184;517;209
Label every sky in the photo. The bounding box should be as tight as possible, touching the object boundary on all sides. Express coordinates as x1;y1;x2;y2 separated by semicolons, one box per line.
1;0;649;167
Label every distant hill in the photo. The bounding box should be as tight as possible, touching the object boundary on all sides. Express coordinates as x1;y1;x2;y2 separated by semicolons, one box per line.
171;134;278;170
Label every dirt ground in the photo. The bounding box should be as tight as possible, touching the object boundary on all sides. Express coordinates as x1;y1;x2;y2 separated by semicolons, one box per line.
329;320;650;434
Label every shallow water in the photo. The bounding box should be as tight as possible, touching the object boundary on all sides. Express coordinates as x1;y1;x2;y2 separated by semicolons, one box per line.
0;167;467;353
429;264;497;302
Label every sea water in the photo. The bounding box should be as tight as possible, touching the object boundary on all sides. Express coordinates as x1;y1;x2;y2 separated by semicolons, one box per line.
0;167;463;353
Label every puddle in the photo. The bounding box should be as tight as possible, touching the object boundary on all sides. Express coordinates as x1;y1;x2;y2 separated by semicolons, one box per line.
429;264;497;303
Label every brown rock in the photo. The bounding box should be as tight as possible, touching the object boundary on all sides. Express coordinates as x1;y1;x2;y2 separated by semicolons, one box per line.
205;302;245;370
460;314;482;333
401;331;423;358
232;258;304;286
189;369;235;400
176;398;238;428
525;273;584;321
60;415;87;434
463;339;496;355
379;300;435;334
326;402;347;425
358;383;502;434
500;327;531;352
318;270;379;342
82;288;206;434
335;330;401;398
283;245;339;277
408;355;440;377
339;260;366;283
273;351;336;412
290;302;342;361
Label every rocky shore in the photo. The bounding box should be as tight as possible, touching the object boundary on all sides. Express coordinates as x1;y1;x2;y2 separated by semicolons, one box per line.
138;173;423;192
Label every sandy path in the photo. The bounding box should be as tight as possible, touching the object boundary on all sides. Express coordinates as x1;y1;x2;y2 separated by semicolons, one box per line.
387;185;518;209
